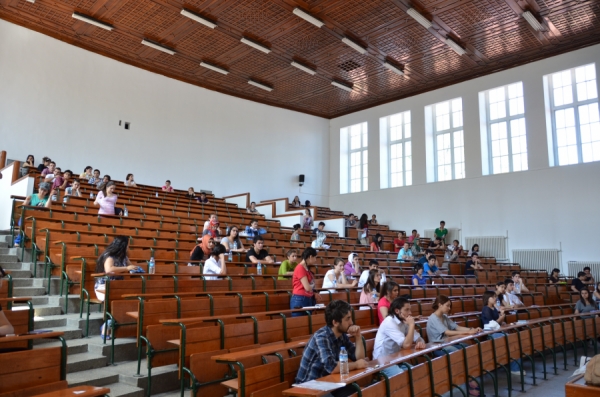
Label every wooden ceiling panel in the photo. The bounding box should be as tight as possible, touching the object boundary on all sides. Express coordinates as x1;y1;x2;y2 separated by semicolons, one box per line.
1;0;599;118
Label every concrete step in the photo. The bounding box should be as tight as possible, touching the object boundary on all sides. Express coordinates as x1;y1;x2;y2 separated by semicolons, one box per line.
104;382;145;397
0;262;29;270
3;269;31;278
34;316;67;329
12;277;45;287
31;294;85;314
33;304;63;316
120;363;179;396
0;248;16;255
13;286;46;296
66;351;109;373
35;338;90;355
67;365;120;387
88;338;139;363
33;326;83;343
0;254;18;262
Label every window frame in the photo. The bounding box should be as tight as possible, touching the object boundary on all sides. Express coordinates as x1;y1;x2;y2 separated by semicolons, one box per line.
347;122;368;193
432;97;465;182
547;63;599;166
387;111;412;188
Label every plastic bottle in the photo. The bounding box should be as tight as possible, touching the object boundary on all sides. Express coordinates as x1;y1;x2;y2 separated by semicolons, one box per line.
233;241;238;251
228;250;233;262
380;272;387;284
339;347;349;377
496;298;501;309
155;192;158;198
149;257;155;274
226;226;230;236
90;192;94;199
257;262;262;275
123;205;128;217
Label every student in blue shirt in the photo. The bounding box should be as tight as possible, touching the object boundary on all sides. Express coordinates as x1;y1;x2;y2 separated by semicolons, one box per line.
423;255;439;276
396;242;414;263
412;263;427;286
418;249;434;266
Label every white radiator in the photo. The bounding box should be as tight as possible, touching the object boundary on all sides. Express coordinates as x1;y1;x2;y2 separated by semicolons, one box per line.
512;249;561;273
465;236;507;260
424;228;460;243
568;261;600;284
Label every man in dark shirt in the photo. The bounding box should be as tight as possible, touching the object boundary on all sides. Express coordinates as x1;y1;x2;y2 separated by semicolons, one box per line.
571;271;587;292
246;235;274;264
465;253;483;276
583;266;596;286
418;249;433;266
37;157;51;172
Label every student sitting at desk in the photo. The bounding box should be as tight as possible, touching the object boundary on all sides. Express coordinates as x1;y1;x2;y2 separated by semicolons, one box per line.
295;300;367;397
373;297;426;377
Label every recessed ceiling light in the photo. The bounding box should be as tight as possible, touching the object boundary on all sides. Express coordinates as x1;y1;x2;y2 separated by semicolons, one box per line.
522;11;543;31
292;8;324;28
406;8;433;29
141;39;176;55
248;80;273;92
200;62;228;75
291;61;316;75
383;62;404;76
341;37;367;55
180;9;217;29
72;12;113;31
240;37;271;54
331;81;353;92
445;38;466;55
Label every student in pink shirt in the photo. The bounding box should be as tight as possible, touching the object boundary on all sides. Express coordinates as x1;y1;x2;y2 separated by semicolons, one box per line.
162;180;174;192
95;181;118;215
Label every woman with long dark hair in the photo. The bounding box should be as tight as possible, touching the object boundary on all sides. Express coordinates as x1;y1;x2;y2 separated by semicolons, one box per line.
377;281;399;324
20;154;35;177
359;269;381;307
94;181;119;215
220;226;246;253
356;214;369;245
549;268;560;284
124;173;137;187
370;233;383;252
575;288;596;318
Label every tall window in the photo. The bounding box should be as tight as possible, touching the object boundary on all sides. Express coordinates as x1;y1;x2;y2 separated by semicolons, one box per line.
388;111;412;187
433;98;465;181
347;122;368;193
484;82;528;174
546;63;600;165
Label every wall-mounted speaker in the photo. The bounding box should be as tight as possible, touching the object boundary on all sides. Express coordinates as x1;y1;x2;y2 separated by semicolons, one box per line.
299;174;305;186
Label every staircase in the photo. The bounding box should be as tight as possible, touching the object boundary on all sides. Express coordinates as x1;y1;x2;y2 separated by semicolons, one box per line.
0;233;180;397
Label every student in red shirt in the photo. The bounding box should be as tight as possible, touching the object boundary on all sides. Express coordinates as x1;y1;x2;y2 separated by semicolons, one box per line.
393;232;405;252
377;281;399;324
290;247;322;316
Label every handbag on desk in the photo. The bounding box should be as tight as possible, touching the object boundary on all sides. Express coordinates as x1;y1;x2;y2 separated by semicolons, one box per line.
585;354;600;385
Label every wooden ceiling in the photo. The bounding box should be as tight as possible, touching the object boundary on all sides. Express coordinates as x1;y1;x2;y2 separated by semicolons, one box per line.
1;0;599;118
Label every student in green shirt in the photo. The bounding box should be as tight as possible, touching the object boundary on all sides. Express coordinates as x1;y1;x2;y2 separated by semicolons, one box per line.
278;249;298;280
434;221;448;243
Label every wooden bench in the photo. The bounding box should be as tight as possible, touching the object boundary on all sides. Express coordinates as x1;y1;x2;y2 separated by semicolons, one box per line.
566;374;600;397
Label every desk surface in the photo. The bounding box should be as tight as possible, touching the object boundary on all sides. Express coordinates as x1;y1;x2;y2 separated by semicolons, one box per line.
212;339;309;362
0;331;65;344
34;386;111;397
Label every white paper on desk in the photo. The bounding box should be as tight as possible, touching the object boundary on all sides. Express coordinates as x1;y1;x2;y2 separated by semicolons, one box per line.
292;380;346;391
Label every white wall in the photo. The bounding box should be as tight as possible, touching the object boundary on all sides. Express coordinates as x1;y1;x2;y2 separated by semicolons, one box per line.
0;20;329;205
329;44;600;270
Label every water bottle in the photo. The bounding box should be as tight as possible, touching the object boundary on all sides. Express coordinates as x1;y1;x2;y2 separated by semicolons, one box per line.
155;192;158;198
339;347;349;377
233;241;238;250
226;226;230;236
90;192;94;199
257;262;262;275
228;250;233;262
381;272;386;284
123;205;128;217
496;299;501;309
149;257;155;274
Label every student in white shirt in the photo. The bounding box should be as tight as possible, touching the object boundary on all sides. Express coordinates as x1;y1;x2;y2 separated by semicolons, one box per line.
373;297;426;377
511;271;529;293
321;258;357;293
358;260;386;288
503;279;524;308
203;244;227;280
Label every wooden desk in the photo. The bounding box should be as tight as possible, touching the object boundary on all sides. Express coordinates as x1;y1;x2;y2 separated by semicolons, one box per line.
211;339;309;363
33;386;111;397
566;374;600;397
0;331;65;344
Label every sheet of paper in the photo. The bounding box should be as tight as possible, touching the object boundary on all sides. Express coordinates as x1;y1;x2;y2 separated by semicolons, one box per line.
292;380;347;391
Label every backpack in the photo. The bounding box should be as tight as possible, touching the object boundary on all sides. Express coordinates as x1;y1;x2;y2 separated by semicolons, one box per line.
585;354;600;385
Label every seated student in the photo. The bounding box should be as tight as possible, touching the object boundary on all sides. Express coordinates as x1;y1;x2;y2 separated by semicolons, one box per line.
468;244;480;257
370;233;383;252
41;161;56;180
549;268;561;284
373;297;426;377
97;175;111;189
245;220;265;238
321;258;357;293
511;271;529;293
465;253;483;275
304;200;311;207
79;166;93;180
124;173;137;187
574;288;596;319
64;179;82;200
377;281;399;324
186;187;198;200
396;242;413;263
369;214;378;225
393;232;405;253
572;271;587;293
434;220;448;243
203;244;227;280
311;222;329;249
358;260;384;288
503;279;524;308
0;301;15;336
198;192;209;204
412;263;427;286
481;291;523;374
359;270;381;307
412;238;422;255
94;181;119;216
429;237;445;249
583;266;596;286
202;214;221;238
162;180;174;192
407;229;419;244
55;169;72;190
189;235;213;264
418;249;434;266
345;213;357;228
494;281;506;310
221;226;246;253
290;196;301;208
246;201;259;214
278;249;298;280
594;282;600;305
446;240;463;261
295;300;366;394
290;224;301;242
290;247;321;316
89;169;101;185
302;209;313;230
344;253;360;278
246;235;274;264
13;182;52;247
37;157;51;172
423;255;439;277
20;154;35;177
